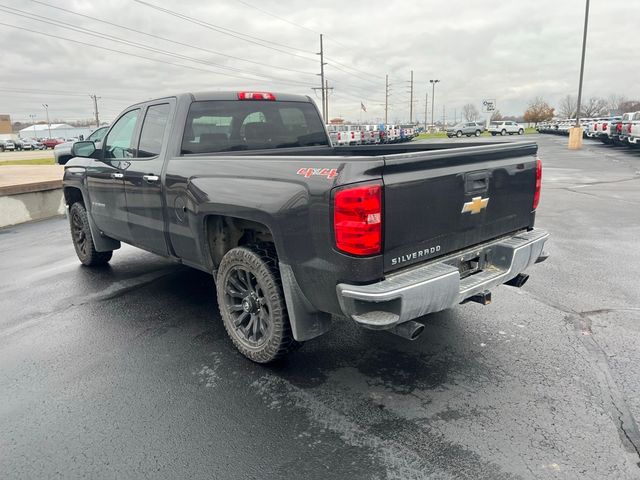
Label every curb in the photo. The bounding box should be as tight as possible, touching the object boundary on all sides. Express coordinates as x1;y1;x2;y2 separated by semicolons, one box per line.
0;188;66;228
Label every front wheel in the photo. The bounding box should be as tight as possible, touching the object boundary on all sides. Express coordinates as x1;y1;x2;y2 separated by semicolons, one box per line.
475;130;481;137
501;129;507;136
69;202;113;266
456;130;462;138
216;245;301;363
518;128;524;135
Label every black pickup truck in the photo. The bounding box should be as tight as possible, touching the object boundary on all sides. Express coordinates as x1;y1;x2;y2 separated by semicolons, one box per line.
64;91;548;363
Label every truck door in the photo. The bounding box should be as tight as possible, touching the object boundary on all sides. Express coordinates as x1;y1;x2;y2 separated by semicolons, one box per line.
86;108;140;239
122;101;174;256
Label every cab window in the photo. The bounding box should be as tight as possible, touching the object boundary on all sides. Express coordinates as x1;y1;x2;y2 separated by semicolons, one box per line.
103;109;140;159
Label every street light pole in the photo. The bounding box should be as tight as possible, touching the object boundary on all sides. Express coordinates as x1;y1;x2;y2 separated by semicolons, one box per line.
29;114;36;137
42;104;51;139
429;79;439;131
575;0;590;126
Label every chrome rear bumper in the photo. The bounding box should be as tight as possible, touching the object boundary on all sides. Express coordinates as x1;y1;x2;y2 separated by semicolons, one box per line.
337;229;549;329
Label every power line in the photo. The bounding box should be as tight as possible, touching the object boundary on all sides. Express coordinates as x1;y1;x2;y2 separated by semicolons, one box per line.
0;21;309;86
0;5;315;88
236;0;317;34
132;0;318;61
29;0;317;78
234;0;383;79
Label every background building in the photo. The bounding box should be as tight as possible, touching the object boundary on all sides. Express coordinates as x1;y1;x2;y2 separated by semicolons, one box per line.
0;115;11;134
18;123;95;140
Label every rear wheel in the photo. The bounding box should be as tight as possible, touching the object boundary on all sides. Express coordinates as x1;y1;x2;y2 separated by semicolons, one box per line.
501;129;507;136
69;202;113;266
216;245;301;363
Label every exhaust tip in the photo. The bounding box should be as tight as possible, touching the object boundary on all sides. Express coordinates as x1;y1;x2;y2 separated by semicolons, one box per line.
391;320;425;341
505;273;529;289
410;323;425;340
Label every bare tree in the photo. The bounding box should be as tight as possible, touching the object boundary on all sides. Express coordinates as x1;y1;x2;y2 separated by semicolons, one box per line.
558;95;577;118
606;94;627;115
580;97;608;117
490;110;503;121
618;100;640;113
523;97;555;125
462;103;480;122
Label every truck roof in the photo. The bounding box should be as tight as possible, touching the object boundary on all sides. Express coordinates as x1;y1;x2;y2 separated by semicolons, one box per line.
127;91;315;107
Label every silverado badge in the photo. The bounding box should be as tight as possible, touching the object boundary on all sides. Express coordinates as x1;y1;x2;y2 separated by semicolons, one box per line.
461;196;489;215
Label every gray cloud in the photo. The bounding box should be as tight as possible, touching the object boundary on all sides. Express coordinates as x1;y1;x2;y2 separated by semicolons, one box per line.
1;0;638;125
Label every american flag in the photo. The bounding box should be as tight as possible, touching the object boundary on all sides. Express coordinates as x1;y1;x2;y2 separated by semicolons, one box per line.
360;102;367;112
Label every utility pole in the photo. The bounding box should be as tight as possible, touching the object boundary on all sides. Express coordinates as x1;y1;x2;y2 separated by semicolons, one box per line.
317;34;327;121
42;104;51;139
324;80;333;121
442;104;446;128
384;74;389;125
429;79;439;131
454;107;457;124
90;94;101;128
424;91;428;131
409;70;414;124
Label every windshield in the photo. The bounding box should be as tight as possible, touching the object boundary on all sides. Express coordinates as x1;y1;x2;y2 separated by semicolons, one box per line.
181;100;328;154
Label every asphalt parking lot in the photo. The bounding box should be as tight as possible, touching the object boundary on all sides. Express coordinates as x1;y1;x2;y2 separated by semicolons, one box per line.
1;134;639;479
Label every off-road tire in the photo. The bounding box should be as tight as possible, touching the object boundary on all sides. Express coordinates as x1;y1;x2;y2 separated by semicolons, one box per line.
216;244;301;363
69;202;113;266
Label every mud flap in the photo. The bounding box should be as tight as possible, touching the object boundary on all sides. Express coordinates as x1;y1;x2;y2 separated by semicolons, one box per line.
279;263;332;341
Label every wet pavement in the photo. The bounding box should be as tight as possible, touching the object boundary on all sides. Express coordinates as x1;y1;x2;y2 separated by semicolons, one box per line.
1;135;639;479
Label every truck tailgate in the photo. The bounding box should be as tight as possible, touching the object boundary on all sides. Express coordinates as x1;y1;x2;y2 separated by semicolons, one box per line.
382;142;538;273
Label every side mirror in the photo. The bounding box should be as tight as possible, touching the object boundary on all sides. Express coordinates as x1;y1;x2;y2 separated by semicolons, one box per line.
71;141;96;158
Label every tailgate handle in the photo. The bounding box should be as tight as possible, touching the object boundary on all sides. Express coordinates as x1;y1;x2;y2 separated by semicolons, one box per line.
465;171;490;193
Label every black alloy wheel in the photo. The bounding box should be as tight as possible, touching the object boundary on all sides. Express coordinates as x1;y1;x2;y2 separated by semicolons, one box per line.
69;202;113;266
217;245;300;363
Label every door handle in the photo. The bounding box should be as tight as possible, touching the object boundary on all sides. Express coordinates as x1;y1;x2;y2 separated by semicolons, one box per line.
143;174;160;183
110;172;124;179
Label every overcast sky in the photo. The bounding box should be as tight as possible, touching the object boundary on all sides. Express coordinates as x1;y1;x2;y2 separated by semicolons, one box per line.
1;0;639;126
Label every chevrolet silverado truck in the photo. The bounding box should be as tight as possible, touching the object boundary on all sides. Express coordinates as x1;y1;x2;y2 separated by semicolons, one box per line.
63;91;549;363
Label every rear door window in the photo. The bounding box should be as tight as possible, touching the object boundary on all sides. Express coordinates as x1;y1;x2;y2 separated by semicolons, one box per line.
181;100;328;155
137;103;171;158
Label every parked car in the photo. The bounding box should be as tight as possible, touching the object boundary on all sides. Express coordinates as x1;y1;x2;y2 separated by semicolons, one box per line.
63;90;548;363
2;140;16;151
627;115;640;147
488;121;524;136
41;138;65;149
20;139;34;150
31;140;45;150
447;122;484;138
54;126;109;165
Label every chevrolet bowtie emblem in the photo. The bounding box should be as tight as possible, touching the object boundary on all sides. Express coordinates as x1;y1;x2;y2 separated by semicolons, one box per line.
461;196;489;214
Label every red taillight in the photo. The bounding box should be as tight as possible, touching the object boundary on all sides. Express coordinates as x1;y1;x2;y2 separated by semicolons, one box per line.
533;158;542;211
603;122;608;130
616;123;622;133
594;123;599;130
628;123;633;133
237;91;276;101
334;183;382;256
351;132;355;139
